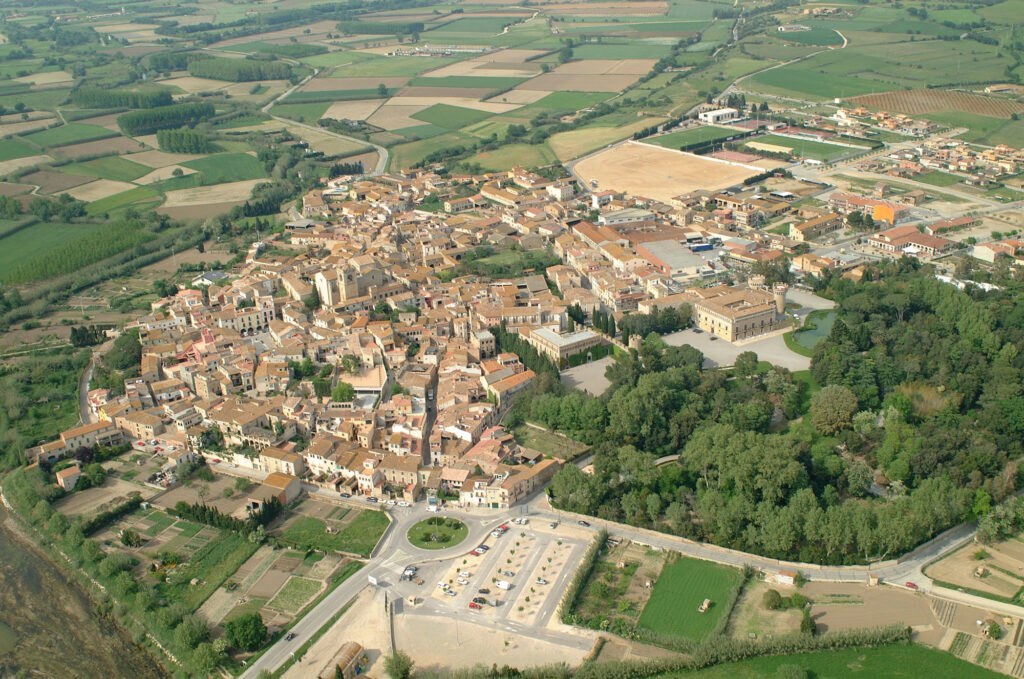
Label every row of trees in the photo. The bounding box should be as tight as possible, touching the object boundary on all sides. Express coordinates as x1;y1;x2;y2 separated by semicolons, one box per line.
71;87;173;109
69;325;105;347
492;323;559;378
187;57;292;82
156;127;213;154
118;102;215;136
170;495;282;535
618;305;692;346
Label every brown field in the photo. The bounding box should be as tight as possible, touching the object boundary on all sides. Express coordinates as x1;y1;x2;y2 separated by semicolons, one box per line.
54;137;142;159
0;119;53;136
388;95;520;113
338;150;379;169
21;170;92;194
158;201;252;220
14;70;72;86
126;149;203;168
396;85;495;99
927;541;1024;599
66;179;137;201
0;155;52;176
72;112;124;131
542;1;666;15
486;89;552;105
276;123;369;155
162;179;264;207
53;477;152;518
523;72;641;92
574;141;761;202
0;182;33;196
428;57;542;79
553;59;656;75
368;104;431;130
301;76;409;91
851;89;1024;119
135;165;197;184
323;99;384;121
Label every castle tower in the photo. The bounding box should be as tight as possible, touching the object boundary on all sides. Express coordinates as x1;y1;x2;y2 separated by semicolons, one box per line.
748;274;766;290
773;283;788;316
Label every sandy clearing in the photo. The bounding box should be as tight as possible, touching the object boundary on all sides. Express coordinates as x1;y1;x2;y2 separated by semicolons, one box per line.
301;76;409;92
523;73;640;92
0;119;54;136
368;104;432;130
135;165;197;184
486;89;552;105
388;96;521;114
66;179;137;201
163;179;264;207
574;141;760;203
14;70;72;85
126;149;203;168
0;155;52;176
323;99;384;121
55;137;143;159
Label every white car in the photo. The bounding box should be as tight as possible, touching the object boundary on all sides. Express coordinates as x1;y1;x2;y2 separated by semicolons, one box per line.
387;499;397;506
437;582;448;590
459;570;471;578
457;577;470;585
445;589;457;597
490;530;502;538
398;501;411;507
535;578;548;585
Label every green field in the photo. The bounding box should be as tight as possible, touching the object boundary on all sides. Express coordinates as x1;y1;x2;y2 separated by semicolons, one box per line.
324;54;458;77
279;510;388;557
638;556;743;641
0;221;106;271
0;138;39;161
271;101;331;123
749;66;891;99
412;104;492;130
389;132;475;171
571;42;674;59
518;91;611;113
657;643;1007;678
159;532;258;611
430;17;518;34
282;88;393;103
468;142;559;171
915;171;963;187
512;423;588;459
22;123;119;148
646;125;742;149
268;576;321;613
63;156;151;182
922;111;1024;146
747;134;856;162
408;75;528;90
777;28;843;46
408;517;468;550
85;186;161;217
180;152;268;183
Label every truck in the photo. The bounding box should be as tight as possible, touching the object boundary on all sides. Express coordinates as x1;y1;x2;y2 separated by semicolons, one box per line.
496;580;512;591
689;243;713;252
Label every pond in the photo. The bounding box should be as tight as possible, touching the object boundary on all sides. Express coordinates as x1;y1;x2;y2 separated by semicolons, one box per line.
792;310;836;350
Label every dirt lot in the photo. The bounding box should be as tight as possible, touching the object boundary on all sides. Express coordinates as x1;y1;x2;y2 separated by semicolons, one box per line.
927;541;1024;599
729;580;803;640
803;582;945;645
21;169;92;194
54;137;142;159
524;72;641;92
66;179;137;201
154;473;252;519
574;142;761;203
162;179;264;207
53;477;153;518
323;100;384;121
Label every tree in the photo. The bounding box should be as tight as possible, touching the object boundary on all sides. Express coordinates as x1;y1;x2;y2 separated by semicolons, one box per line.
800;609;816;635
332;382;355;402
809;384;859;435
734;351;759;379
341;354;360;374
225;612;266;651
763;588;783;610
174;614;210;649
377;82;388;97
384;650;414;679
120;528;143;547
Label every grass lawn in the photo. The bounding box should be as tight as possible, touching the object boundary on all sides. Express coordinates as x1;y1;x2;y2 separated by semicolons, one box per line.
638;556;743;642
62;156;151;182
0;221;105;272
512;423;588;459
412;103;491;131
408;517;468;550
180;152;268;184
646;125;742;150
280;511;389;557
22;123;119;148
0;138;39;161
915;171;963;187
268;576;321;613
656;643;1007;678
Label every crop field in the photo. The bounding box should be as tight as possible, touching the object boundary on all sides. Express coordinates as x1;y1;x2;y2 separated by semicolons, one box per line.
85;186;161;217
917;111;1024;146
22;123;119;149
407;75;528;90
515;91;610;113
63;156;152;182
271;102;331;123
0;139;38;161
0;221;106;272
469;142;559;170
278;510;388;557
574;142;760;203
571;42;674;59
180;153;268;184
851;89;1024;118
411;104;492;130
267;576;321;614
638;556;743;641
548;117;666;161
777;27;842;46
749;65;892;99
646;125;743;150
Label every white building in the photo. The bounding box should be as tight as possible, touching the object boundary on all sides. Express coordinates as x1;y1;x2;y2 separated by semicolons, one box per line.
699;108;738;125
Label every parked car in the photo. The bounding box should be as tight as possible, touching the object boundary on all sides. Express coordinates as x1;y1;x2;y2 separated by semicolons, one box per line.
477;545;489;552
491;530;502;538
470;549;481;556
437;582;448;590
457;577;470;585
535;578;548;585
472;597;487;605
549;521;559;529
285;633;295;641
398;501;411;507
445;589;457;597
905;582;919;590
459;570;471;578
577;520;590;527
478;588;491;594
366;496;378;503
340;493;351;498
468;602;482;610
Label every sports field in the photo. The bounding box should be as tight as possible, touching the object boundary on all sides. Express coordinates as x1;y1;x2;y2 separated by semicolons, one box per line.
647;125;742;150
745;134;855;162
638;556;743;641
573;142;760;203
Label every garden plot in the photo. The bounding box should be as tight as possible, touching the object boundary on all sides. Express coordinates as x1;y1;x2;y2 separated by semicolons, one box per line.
301;76;409;91
524;72;641;92
574;142;760;203
65;179;137;202
324;99;384;121
389;95;520;114
928;540;1024;600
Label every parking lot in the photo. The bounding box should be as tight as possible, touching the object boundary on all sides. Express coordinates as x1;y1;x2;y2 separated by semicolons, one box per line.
663;328;810;371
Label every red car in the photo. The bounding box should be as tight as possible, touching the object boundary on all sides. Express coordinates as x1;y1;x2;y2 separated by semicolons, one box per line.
470;549;481;556
905;582;919;590
468;602;482;610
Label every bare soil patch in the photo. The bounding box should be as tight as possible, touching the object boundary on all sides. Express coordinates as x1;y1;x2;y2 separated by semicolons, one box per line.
162;179;264;207
851;89;1024;118
524;72;641;92
157;202;250;220
22;170;92;194
368;104;431;130
66;179;137;201
927;540;1024;599
0;155;52;176
53;477;152;518
71;112;125;131
323;99;384;121
126;149;204;168
0;182;33;196
574;141;760;202
54;137;142;159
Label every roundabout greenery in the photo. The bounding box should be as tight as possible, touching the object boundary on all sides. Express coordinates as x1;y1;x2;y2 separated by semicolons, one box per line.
408;517;468;550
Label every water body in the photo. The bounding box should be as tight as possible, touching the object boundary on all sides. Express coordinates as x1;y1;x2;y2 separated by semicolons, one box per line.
0;507;168;679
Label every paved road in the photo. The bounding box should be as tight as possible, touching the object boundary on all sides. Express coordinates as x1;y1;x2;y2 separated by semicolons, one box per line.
77;357;95;425
261;68;389;176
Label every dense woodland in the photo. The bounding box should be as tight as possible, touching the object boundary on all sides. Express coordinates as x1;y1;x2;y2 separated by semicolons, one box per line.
156;127;213;154
187;57;293;82
70;88;172;109
117;101;215;136
540;261;1024;564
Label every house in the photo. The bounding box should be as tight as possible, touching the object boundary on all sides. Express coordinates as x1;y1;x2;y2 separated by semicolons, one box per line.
699;108;738;125
248;471;301;509
56;464;81;491
257;446;307;476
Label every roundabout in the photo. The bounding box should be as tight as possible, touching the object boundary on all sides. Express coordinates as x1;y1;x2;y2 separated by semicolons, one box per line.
407;516;468;550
